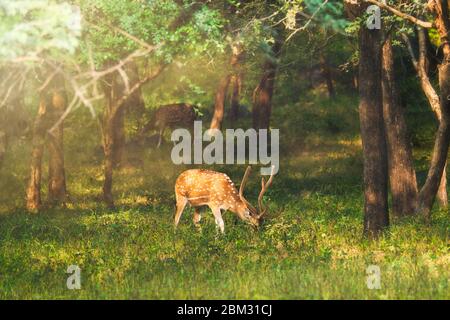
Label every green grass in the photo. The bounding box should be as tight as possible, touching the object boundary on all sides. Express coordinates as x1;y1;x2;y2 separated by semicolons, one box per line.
0;96;448;299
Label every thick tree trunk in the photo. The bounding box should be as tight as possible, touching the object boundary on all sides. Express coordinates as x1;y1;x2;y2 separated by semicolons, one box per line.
382;37;419;216
26;97;49;212
252;39;282;130
417;0;450;219
359;24;389;237
210;43;243;130
47;88;67;205
210;74;231;130
252;62;277;130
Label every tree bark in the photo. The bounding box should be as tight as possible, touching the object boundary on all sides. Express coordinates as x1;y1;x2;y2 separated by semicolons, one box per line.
229;73;242;123
436;164;448;206
26;96;49;212
210;74;231;130
103;112;115;209
0;130;6;171
112;106;125;167
382;37;419;216
210;42;243;130
359;22;389;237
102;72;119;209
47;86;67;205
252;38;282;130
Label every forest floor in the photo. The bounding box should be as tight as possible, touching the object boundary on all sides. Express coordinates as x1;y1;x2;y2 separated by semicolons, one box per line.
0;95;448;299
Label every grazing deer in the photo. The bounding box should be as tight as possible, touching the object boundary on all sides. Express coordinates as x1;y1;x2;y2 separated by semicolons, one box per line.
174;166;275;233
141;103;197;147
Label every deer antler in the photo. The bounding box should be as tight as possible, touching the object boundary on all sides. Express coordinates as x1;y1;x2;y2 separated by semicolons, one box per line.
257;166;275;218
239;166;257;214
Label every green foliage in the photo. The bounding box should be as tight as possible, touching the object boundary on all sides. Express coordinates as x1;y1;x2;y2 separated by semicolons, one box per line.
79;0;225;66
0;0;81;60
303;0;348;31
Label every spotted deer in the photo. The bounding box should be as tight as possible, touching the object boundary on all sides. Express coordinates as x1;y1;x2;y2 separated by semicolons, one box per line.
174;166;275;233
141;103;197;148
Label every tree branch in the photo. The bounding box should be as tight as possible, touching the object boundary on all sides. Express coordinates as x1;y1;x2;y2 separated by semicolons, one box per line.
111;64;167;118
364;0;434;28
401;31;442;121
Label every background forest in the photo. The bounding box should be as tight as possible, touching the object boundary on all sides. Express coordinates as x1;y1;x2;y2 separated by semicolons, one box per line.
0;0;448;299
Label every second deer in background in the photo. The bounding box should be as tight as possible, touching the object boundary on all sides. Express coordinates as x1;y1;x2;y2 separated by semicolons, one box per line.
141;103;197;148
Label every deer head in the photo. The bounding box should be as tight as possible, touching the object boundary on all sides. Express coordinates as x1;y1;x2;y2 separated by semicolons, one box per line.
238;165;275;227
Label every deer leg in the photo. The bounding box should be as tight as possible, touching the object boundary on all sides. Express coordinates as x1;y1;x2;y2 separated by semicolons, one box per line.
174;196;188;229
211;207;225;234
193;207;202;229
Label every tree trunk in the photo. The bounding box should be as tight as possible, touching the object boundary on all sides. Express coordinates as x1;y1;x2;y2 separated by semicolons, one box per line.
210;74;231;130
229;73;242;123
436;165;448;206
211;42;243;130
417;28;447;207
417;104;450;219
0;130;6;171
47;87;67;205
113;61;147;166
26;96;49;212
359;23;389;238
103;111;115;209
26;71;68;211
252;39;282;130
100;63;166;208
90;63;164;209
416;0;450;219
112;106;125;167
127;63;146;132
102;73;119;209
382;37;419;216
